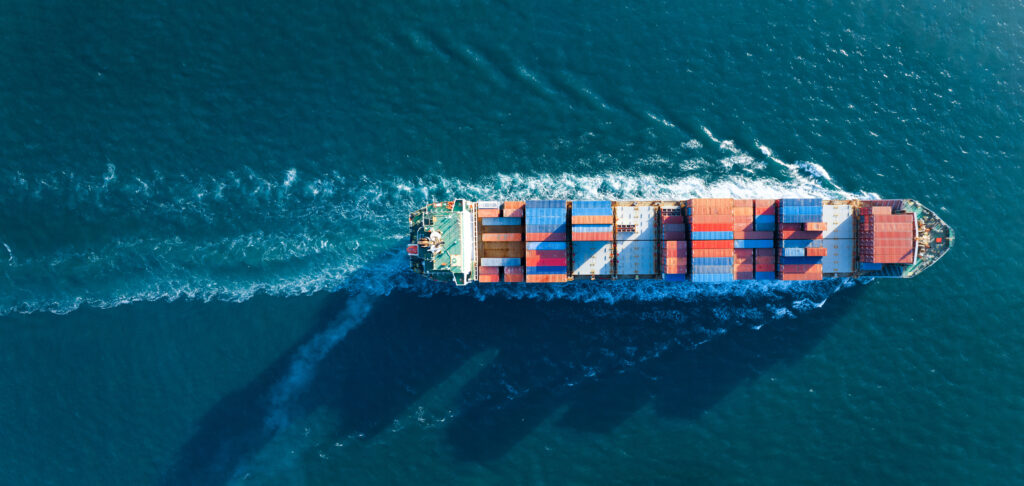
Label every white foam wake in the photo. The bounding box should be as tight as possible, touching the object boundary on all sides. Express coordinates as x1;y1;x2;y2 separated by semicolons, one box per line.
0;146;864;316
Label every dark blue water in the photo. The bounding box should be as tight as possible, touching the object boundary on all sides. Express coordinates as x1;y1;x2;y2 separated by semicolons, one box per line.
1;1;1022;484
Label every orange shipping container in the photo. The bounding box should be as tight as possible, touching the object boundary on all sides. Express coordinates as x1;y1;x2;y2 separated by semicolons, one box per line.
482;233;522;242
503;273;524;283
478;209;501;218
478;266;500;275
805;247;828;257
804;222;826;231
572;215;614;224
526;274;568;283
478;274;500;283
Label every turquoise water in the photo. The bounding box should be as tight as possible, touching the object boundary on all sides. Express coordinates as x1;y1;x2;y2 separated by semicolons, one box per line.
1;0;1022;484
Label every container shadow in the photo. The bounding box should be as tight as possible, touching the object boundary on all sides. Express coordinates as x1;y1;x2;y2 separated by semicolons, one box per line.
164;276;861;484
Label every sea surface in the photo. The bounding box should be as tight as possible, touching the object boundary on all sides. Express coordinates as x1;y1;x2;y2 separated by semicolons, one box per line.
1;1;1022;484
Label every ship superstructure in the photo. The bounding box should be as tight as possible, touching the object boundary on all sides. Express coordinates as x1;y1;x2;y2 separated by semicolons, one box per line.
407;198;952;285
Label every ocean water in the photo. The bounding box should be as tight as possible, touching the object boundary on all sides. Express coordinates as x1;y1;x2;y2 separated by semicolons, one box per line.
1;0;1022;484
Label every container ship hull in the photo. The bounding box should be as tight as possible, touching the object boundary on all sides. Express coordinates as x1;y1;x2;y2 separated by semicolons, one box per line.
407;199;953;285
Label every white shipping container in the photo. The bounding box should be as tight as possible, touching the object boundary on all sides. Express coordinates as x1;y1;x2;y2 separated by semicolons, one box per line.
821;238;855;273
572;241;613;275
477;201;501;209
614;206;657;241
823;204;854;239
615;240;656;275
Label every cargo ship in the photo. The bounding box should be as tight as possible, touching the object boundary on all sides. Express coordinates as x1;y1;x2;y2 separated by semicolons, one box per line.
407;199;953;285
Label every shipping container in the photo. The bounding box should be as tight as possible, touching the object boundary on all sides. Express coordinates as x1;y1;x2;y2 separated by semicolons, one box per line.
572;241;613;276
525;274;568;283
692;249;732;257
477;201;501;209
525;266;568;275
783;248;806;257
615;206;657;240
525;232;567;242
692;231;733;240
481;257;521;266
478;266;500;275
572;215;614;224
781;239;824;248
804;221;827;231
733;232;774;241
478;274;501;283
779;256;824;265
755;271;775;280
755;248;775;257
805;247;828;257
504;266;525;274
501;208;525;217
733;239;773;249
526;241;567;251
735;271;755;280
692;240;733;249
616;239;656;275
692;273;734;282
482;233;522;242
503;272;524;283
478;209;501;218
663;274;687;282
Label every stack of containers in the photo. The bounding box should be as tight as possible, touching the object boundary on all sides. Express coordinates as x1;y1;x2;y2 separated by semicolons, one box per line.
660;205;687;281
753;199;777;280
571;201;614;276
689;199;734;282
778;198;825;280
858;206;915;264
730;200;764;280
525;200;568;282
615;205;657;275
571;201;614;241
478;201;525;282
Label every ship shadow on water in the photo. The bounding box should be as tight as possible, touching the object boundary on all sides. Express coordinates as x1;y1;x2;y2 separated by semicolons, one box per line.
164;260;863;484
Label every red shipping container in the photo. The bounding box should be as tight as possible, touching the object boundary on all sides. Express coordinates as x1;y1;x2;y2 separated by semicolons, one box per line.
503;201;526;210
735;271;755;280
692;240;733;249
572;232;614;241
690;215;733;223
526;257;567;266
662;250;688;258
478;209;501;218
503;208;525;217
805;247;828;257
692;249;732;257
734;263;754;272
478;274;500;283
525;250;565;258
660;215;686;223
779;223;803;231
479;266;500;275
503;273;524;283
734;231;774;240
734;249;754;257
483;233;522;242
526;274;568;283
662;240;688;249
754;263;775;272
572;215;614;224
693;223;733;232
526;232;566;242
504;266;524;274
754;199;777;207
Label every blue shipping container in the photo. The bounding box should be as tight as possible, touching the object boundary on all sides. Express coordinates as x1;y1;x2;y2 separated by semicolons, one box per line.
782;239;824;248
783;248;806;257
525;224;567;233
755;271;776;280
526;241;567;251
692;257;733;266
525;200;566;208
525;266;567;275
860;262;884;270
481;217;523;226
691;231;734;240
572;224;613;233
481;257;521;266
754;215;776;224
734;239;774;249
779;256;824;265
692;265;734;274
663;274;688;282
692;273;734;283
